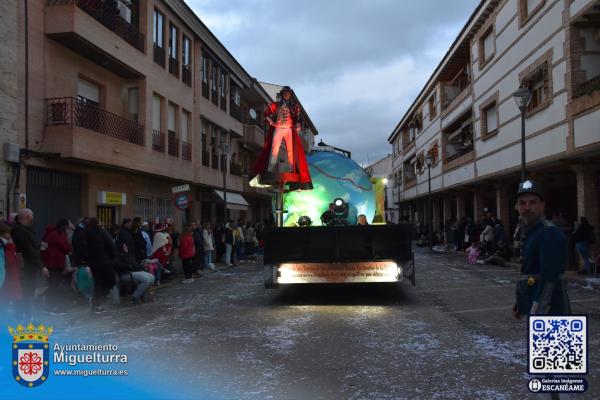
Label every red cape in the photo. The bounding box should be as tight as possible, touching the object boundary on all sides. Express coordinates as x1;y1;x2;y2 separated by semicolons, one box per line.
251;102;312;190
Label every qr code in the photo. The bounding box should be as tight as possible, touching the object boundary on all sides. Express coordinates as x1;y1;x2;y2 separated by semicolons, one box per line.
529;316;587;374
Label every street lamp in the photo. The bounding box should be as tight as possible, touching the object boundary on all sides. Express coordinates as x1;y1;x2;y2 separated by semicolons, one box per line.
219;140;230;225
425;153;434;250
512;86;533;182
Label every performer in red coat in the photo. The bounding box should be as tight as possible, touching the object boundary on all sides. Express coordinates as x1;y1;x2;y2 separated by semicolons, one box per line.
252;86;312;190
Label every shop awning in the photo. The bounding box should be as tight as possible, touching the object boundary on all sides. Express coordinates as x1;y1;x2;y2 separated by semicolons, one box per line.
214;190;249;211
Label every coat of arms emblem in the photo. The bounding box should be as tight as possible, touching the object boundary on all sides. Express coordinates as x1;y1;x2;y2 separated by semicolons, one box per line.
8;323;52;388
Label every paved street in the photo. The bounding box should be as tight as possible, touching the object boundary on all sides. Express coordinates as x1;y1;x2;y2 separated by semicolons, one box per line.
47;248;600;399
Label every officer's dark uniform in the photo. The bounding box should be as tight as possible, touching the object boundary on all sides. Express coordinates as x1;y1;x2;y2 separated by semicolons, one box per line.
515;180;571;316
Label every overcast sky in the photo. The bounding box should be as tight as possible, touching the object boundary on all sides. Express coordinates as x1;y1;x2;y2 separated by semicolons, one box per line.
187;0;480;165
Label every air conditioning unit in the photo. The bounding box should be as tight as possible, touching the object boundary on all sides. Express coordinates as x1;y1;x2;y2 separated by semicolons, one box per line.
4;143;20;163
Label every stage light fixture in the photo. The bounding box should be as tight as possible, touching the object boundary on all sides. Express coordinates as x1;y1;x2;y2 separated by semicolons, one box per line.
297;215;312;227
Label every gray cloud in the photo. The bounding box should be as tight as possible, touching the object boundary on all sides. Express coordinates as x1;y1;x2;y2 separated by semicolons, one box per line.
188;0;480;164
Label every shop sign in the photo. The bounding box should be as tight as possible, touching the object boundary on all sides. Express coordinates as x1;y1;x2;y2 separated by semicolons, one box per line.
97;191;127;205
171;184;191;194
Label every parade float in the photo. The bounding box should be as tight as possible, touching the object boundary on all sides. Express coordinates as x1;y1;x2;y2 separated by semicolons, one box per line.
251;86;415;288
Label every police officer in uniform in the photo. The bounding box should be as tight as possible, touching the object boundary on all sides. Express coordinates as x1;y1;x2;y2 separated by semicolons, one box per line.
513;180;571;319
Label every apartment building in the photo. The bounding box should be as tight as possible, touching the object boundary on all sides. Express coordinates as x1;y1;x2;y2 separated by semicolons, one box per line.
0;1;19;215
10;0;301;234
388;0;600;255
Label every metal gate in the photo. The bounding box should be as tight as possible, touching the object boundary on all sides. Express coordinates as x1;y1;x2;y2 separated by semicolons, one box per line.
97;205;116;229
26;167;82;239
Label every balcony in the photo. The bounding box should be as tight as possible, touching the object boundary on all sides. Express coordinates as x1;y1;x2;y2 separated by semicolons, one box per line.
47;97;144;145
182;66;192;86
181;140;192;161
230;162;243;176
152;130;165;153
47;0;144;51
574;74;600;98
153;45;165;68
441;68;471;116
201;150;210;167
239;124;265;151
168;132;179;157
168;57;179;78
230;105;242;122
45;0;144;79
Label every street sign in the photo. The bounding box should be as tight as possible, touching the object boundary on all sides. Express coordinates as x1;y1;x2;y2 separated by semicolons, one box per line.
173;192;191;210
171;184;190;194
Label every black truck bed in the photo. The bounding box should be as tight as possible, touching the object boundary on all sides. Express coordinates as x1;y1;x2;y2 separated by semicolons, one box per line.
264;224;414;265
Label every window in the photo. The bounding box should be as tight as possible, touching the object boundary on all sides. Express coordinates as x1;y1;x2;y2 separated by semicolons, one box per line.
168;103;176;134
134;196;153;223
169;24;178;59
155;198;171;221
152;94;161;131
480;96;498;139
211;124;217;170
233;85;241;106
220;71;226;97
428;93;436;120
182;36;191;66
77;78;100;105
521;59;551;114
181;110;190;142
519;0;545;27
153;10;164;48
127;87;139;122
479;27;495;66
211;65;217;91
201;120;207;151
201;56;208;83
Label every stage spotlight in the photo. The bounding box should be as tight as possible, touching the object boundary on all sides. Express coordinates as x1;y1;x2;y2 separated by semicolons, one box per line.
326;198;349;226
297;215;312;227
320;210;335;226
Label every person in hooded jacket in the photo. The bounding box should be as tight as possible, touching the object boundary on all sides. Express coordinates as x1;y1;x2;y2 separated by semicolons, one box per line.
84;218;117;313
41;218;72;312
131;217;148;264
71;217;89;267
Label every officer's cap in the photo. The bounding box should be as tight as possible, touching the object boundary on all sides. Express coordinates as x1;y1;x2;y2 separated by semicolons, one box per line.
516;179;544;200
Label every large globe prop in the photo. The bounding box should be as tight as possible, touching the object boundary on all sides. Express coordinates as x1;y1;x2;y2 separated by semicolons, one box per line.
283;150;376;226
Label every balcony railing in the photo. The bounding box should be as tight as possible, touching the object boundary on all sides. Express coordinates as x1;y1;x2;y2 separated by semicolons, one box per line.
574;74;600;98
168;57;179;78
168;131;179;157
230;105;242;122
46;97;144;146
152;130;165;153
182;66;191;86
442;67;471;109
230;162;243;176
153;45;165;67
47;0;145;52
202;150;210;167
181;140;192;161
